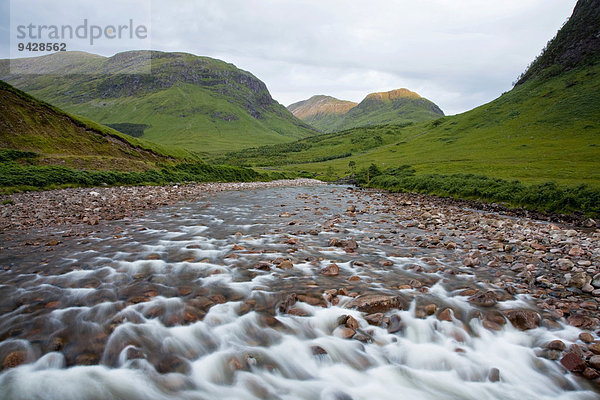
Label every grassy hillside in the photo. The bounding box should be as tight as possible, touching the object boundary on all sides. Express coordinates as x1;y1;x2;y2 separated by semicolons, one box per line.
0;51;316;154
0;80;192;171
219;61;600;187
0;80;287;192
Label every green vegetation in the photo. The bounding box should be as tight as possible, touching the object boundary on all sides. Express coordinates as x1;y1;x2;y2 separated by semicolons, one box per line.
106;123;150;138
0;80;194;170
0;51;316;154
357;165;600;217
0;161;286;193
220;61;600;188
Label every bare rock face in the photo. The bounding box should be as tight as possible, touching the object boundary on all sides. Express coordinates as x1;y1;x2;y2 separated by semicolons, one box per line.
346;295;404;313
503;310;540;330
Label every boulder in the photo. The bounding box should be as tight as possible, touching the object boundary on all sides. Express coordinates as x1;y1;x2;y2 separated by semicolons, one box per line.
321;263;340;276
346;295;403;313
503;310;540;330
560;352;586;372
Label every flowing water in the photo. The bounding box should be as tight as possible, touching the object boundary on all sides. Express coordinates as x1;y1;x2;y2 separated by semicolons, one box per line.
0;185;597;399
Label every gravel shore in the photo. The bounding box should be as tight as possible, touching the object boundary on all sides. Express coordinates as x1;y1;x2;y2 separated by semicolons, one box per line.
0;179;324;231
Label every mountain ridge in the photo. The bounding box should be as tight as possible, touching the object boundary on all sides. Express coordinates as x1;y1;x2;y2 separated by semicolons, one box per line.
0;50;317;154
288;88;443;133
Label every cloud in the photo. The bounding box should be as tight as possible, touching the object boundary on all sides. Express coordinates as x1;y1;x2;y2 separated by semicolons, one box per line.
1;0;578;114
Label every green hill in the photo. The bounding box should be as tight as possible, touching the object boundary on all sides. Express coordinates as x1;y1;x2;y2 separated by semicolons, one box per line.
0;51;316;154
0;80;279;191
0;80;188;170
288;89;444;132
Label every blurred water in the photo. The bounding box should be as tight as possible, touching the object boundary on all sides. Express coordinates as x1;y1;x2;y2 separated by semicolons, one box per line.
0;186;597;399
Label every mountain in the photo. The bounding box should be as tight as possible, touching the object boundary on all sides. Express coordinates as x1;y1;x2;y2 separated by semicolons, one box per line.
0;80;187;170
219;0;599;188
0;51;316;154
516;0;600;85
287;95;358;132
288;89;444;133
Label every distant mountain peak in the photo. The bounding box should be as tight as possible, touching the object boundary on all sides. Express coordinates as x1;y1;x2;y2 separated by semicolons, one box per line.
288;88;443;133
288;95;358;120
364;88;422;102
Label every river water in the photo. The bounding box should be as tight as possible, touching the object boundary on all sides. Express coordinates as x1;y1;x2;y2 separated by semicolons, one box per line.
0;185;597;399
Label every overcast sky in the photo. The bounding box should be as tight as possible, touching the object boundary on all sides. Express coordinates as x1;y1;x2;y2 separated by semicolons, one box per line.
1;0;578;115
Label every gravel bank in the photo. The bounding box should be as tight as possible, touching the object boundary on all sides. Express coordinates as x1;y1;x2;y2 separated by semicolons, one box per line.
0;179;324;231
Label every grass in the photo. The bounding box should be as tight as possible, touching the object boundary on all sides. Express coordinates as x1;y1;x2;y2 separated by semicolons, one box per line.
361;166;600;217
1;51;316;154
218;61;600;188
0;161;289;194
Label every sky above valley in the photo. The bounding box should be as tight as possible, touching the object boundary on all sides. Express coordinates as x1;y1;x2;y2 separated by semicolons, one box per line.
0;0;578;115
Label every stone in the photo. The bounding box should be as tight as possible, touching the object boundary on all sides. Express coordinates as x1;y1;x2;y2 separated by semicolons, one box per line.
579;332;595;343
334;327;356;339
568;246;585;257
488;368;500;382
503;310;540;330
345;316;359;330
588;343;600;354
277;260;294;270
546;340;566;351
437;308;453;322
364;313;384;326
589;355;600;370
468;291;497;307
560;352;586;372
424;304;437;315
2;351;26;370
346;295;403;313
387;314;403;334
568;314;597;329
582;367;600;380
321;263;340;276
582;284;594;293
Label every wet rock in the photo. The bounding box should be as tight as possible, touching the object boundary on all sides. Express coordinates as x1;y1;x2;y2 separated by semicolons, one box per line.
311;346;327;356
334;327;356;339
364;313;384;326
126;347;145;360
424;304;437;315
277;260;294;270
387;314;403;334
589;355;600;370
579;332;595;343
582;367;600;380
278;293;297;313
504;310;540;330
437;308;453;322
345;316;359;330
567;344;584;358
546;340;566;351
346;295;403;313
560;352;586;372
568;314;597;329
488;368;500;382
2;351;26;370
588;343;600;354
322;263;340;277
468;291;497;307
